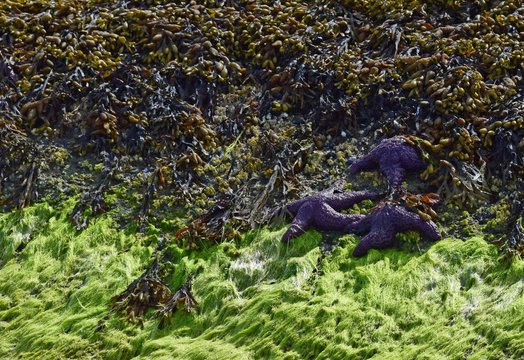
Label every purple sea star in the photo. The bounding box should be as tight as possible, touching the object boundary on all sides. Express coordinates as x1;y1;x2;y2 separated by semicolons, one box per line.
282;190;383;243
281;136;440;257
349;136;426;189
347;203;441;257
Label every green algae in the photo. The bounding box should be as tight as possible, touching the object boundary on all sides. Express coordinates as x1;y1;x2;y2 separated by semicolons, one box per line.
0;202;523;359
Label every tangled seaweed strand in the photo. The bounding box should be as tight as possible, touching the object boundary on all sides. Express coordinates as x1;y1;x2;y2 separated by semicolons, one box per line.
97;241;199;329
154;274;198;329
0;0;523;255
108;256;171;324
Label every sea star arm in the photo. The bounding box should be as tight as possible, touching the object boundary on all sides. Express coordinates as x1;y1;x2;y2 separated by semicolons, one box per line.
379;161;407;189
348;153;377;175
326;191;383;211
345;212;373;235
352;230;395;257
282;201;365;243
314;202;363;231
393;207;441;241
282;202;315;242
287;190;382;214
286;198;308;215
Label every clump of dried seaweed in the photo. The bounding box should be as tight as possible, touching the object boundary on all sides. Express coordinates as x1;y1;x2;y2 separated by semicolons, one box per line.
176;200;237;248
154;275;198;329
97;242;198;329
109;257;171;324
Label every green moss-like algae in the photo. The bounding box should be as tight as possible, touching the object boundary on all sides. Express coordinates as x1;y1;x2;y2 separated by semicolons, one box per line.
0;202;523;359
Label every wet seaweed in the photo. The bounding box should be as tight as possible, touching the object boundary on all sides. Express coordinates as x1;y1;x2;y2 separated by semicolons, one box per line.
68;152;118;230
0;0;523;256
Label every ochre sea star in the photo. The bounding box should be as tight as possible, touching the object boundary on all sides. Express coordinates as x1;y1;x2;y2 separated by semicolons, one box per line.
282;137;441;256
347;203;441;257
282;190;383;242
349;136;426;189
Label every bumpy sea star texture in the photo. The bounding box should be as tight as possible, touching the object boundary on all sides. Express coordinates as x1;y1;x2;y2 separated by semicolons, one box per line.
349;137;426;189
282;190;383;243
347;203;441;257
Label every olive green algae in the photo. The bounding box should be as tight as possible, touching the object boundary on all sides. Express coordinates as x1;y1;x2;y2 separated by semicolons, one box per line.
0;202;523;359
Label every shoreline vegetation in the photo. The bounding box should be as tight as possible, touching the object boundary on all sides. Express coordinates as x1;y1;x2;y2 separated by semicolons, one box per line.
1;0;523;358
0;202;522;359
